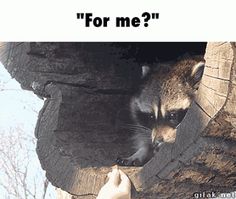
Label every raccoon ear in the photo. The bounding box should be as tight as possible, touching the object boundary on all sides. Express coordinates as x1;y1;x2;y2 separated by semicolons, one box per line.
141;65;151;79
189;61;205;88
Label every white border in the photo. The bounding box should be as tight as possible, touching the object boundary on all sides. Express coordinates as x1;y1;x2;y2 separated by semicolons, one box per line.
0;0;235;41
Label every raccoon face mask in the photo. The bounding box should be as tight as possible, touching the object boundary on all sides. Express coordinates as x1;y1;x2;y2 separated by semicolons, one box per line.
132;60;205;147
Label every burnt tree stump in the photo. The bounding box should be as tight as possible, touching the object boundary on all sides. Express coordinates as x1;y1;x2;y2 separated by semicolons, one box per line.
0;42;235;199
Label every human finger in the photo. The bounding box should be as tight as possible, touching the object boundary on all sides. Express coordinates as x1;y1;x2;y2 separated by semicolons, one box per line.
118;170;131;192
107;168;120;186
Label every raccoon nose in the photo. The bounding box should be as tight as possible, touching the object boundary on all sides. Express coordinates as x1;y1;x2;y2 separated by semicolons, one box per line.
153;138;164;148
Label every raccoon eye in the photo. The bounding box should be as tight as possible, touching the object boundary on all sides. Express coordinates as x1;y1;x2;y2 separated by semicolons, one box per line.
168;112;178;121
166;109;188;126
135;111;155;129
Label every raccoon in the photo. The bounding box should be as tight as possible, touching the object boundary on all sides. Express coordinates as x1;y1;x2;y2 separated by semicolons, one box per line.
116;57;205;166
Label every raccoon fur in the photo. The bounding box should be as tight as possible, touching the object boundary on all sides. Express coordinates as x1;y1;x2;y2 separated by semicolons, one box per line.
116;57;205;166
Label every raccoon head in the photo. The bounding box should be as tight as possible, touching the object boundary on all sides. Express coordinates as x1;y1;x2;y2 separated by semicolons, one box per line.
131;59;205;147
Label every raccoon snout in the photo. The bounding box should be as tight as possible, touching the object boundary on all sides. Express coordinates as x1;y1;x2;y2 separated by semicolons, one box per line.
152;128;164;148
152;126;177;146
153;139;164;149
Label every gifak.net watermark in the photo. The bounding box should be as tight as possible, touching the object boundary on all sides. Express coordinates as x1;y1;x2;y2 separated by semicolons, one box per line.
193;191;236;198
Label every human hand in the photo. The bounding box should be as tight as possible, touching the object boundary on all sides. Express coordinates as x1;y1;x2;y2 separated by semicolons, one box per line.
96;167;131;199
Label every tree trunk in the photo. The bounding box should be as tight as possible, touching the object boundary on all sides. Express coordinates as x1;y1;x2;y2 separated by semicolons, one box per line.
0;42;235;199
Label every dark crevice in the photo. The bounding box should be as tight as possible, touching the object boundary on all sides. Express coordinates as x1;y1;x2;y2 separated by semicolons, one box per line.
44;81;134;96
44;81;96;90
194;101;212;119
204;73;230;82
92;88;132;95
200;82;228;98
75;194;97;197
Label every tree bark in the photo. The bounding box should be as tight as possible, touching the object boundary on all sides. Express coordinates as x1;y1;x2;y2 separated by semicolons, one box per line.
0;42;235;199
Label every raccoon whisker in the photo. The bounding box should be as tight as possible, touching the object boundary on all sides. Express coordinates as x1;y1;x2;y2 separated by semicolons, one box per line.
124;124;151;130
126;128;151;134
122;126;150;133
120;126;152;135
121;124;151;131
128;127;150;132
133;126;151;131
124;129;140;133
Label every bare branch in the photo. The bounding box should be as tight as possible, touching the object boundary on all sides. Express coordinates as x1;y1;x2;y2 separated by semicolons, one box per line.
0;127;54;199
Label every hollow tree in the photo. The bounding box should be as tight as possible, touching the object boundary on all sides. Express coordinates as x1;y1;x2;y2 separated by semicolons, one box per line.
0;42;235;199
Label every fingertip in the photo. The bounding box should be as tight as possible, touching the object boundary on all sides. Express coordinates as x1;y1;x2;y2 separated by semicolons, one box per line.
119;170;131;190
107;168;120;186
107;171;112;178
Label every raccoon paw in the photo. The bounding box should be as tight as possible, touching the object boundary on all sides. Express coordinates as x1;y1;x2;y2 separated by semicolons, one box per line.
116;157;142;166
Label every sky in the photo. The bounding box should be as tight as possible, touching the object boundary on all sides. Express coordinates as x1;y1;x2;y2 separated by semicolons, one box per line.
0;63;56;199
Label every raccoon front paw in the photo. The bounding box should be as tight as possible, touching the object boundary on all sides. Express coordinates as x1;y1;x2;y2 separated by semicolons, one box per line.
116;157;142;166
